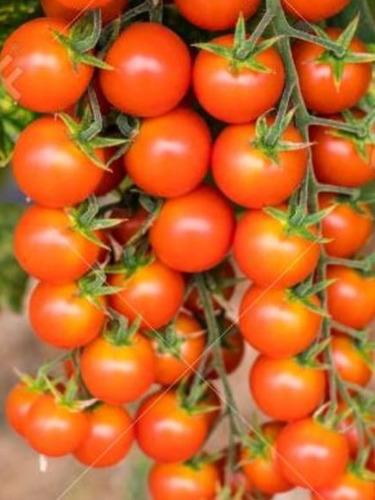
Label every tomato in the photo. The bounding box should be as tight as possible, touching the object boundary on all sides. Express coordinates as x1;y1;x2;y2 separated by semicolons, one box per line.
108;260;185;329
24;394;88;457
212;121;308;208
241;422;292;495
74;404;134;467
110;207;148;246
326;266;375;329
193;35;285;124
95;156;125;197
5;383;42;437
174;0;261;31
125;107;211;198
206;322;245;379
250;355;326;421
149;461;220;500
331;333;372;386
42;0;128;24
293;29;372;114
234;209;321;289
135;390;208;463
154;312;206;386
319;194;373;256
80;333;156;405
13;116;104;208
240;286;322;358
100;23;191;117
0;18;93;113
150;186;235;273
14;205;103;283
282;0;350;21
311;470;375;500
276;418;349;489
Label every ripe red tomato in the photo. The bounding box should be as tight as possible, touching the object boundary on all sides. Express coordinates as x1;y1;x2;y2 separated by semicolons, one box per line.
234;209;321;288
193;35;285;124
241;422;292;495
14;205;103;283
319;194;373;257
108;260;185;329
100;23;191;117
240;286;322;358
74;404;134;468
149;461;220;500
0;18;93;113
24;394;88;457
135;390;209;463
13;116;104;208
125;107;211;198
41;0;128;24
311;470;375;500
250;355;326;421
174;0;261;31
80;333;156;405
206;322;245;379
212;121;308;208
110;206;148;246
293;29;372;114
5;383;42;437
282;0;350;21
276;418;349;489
326;266;375;329
153;312;206;386
150;185;235;273
29;281;106;350
331;333;372;386
95;156;125;197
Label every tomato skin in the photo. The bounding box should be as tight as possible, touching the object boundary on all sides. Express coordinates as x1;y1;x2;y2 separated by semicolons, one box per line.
125;107;211;198
193;35;285;124
319;194;373;256
110;207;148;246
149;461;220;500
233;209;321;289
80;334;156;405
108;260;185;330
240;286;322;358
42;0;128;24
326;266;375;329
5;384;42;437
74;404;134;468
174;0;261;31
100;23;191;117
135;390;208;463
150;186;235;273
14;205;103;283
241;422;292;495
276;418;349;489
331;333;372;386
282;0;350;21
212;121;308;208
13;116;104;208
0;18;93;113
95;156;125;197
310;470;375;500
293;29;372;114
24;395;88;457
250;355;326;421
29;281;106;350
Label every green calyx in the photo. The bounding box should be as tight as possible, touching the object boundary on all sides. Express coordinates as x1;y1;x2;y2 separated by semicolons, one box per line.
177;379;220;417
297;337;331;368
150;322;185;357
287;278;336;317
78;269;124;310
103;316;141;347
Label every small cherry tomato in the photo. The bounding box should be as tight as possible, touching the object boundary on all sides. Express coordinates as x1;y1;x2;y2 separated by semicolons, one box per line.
95;155;125;197
282;0;350;21
109;206;149;246
311;469;375;500
5;383;42;437
331;333;372;386
42;0;128;24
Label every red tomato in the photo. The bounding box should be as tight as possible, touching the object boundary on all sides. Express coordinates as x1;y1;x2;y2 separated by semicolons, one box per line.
319;194;373;256
326;266;375;329
149;461;220;500
110;206;148;246
311;470;375;500
240;286;322;358
193;35;285;124
42;0;128;24
234;209;321;288
80;333;156;405
150;185;235;273
13;116;104;208
212;121;308;208
108;260;185;329
125;107;211;198
331;333;372;386
74;404;134;467
135;390;209;463
95;156;125;197
250;355;326;421
100;23;191;117
293;29;372;114
276;418;349;489
0;18;93;112
282;0;350;21
174;0;261;31
24;394;88;457
206;322;245;379
14;205;103;283
5;383;42;437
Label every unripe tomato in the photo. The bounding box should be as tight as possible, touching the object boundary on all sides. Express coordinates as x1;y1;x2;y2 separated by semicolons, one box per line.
5;383;42;437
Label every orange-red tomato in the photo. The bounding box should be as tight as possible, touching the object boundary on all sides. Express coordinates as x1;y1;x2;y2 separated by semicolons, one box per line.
41;0;128;24
109;207;149;246
331;333;372;386
95;156;125;197
282;0;350;21
5;383;42;437
311;470;375;500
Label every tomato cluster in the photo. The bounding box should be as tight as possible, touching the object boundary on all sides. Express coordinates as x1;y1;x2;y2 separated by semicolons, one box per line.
2;0;375;499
